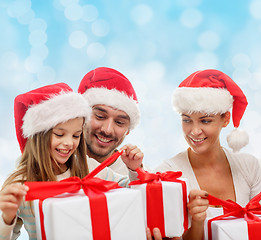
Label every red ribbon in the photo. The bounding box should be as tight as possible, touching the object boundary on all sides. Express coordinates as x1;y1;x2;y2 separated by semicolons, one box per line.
207;192;261;240
24;151;123;240
129;169;188;237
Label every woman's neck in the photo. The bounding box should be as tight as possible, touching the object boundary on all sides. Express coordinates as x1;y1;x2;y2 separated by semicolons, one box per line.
188;146;226;169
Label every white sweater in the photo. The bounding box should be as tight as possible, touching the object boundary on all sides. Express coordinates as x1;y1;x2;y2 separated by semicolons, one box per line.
154;148;261;217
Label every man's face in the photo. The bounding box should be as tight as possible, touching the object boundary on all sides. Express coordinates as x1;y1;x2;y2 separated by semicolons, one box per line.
85;104;130;162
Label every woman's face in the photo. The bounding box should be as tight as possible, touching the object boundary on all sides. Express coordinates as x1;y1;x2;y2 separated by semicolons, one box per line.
50;117;84;173
181;112;230;154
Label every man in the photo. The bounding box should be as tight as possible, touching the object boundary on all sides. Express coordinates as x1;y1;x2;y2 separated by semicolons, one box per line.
78;67;145;175
79;68;159;240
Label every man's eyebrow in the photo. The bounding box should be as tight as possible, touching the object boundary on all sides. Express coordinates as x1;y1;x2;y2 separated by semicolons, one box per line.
93;106;107;113
93;106;130;120
117;114;130;120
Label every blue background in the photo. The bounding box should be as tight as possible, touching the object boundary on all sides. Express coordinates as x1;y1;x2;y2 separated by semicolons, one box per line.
1;0;261;237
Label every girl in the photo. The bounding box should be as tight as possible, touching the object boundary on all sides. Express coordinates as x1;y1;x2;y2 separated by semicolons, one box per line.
153;69;261;240
0;83;142;239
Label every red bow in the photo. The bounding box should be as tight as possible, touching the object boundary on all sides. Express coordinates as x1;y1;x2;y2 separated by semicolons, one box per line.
25;150;123;200
129;168;183;185
207;192;261;240
25;176;121;201
24;151;123;240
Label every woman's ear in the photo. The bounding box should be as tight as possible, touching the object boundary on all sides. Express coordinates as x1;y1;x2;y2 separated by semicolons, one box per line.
223;111;231;127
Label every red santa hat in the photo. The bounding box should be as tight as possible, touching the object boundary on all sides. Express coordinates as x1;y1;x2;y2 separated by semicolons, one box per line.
14;83;91;152
172;69;249;152
78;67;140;130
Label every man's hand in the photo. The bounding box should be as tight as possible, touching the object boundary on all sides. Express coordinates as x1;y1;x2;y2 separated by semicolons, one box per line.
146;227;180;240
146;228;162;240
120;144;144;171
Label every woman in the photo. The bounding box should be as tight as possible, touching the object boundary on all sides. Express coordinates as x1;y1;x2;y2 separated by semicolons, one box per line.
153;69;261;240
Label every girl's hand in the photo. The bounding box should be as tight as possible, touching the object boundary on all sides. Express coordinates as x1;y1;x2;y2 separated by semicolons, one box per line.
120;144;144;171
0;184;29;225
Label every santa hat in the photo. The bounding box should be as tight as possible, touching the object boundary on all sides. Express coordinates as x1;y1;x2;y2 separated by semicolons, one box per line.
14;83;91;152
172;69;249;152
78;67;140;130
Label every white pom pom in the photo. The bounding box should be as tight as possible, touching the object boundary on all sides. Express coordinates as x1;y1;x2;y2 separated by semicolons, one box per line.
226;128;249;152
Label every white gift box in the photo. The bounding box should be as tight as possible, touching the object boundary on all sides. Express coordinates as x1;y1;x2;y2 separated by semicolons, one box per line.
34;188;146;240
131;179;190;238
204;215;261;240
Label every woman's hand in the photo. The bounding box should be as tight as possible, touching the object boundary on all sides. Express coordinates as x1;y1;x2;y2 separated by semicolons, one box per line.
0;184;29;225
182;189;209;240
187;189;209;222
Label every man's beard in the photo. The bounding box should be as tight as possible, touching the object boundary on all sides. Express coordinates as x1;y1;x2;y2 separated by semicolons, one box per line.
86;142;115;159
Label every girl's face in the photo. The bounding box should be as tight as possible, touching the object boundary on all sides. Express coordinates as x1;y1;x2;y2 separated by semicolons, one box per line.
50;117;84;174
181;112;230;154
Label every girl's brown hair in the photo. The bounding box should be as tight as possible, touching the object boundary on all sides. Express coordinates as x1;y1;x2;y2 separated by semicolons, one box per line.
2;126;89;188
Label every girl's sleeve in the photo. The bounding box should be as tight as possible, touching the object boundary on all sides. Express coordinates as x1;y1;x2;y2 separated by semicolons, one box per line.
11;217;23;240
0;214;21;240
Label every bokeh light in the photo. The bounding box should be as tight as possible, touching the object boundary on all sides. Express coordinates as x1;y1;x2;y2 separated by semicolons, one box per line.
1;5;261;240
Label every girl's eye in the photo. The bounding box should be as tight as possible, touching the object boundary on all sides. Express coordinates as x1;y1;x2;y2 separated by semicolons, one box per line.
73;135;81;139
54;133;63;137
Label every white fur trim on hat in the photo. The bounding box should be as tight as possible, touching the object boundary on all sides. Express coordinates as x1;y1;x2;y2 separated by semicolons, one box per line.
22;92;91;137
172;87;233;114
83;87;140;130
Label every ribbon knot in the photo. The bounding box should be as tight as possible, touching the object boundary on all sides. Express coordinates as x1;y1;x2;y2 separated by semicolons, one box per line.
24;151;124;240
25;150;124;201
129;168;183;186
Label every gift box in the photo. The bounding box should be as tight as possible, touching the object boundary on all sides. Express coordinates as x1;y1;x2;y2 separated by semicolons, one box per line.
204;194;261;240
25;151;148;240
204;216;261;240
129;169;190;238
33;188;146;240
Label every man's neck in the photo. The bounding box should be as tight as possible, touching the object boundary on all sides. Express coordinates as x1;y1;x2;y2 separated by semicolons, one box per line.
87;149;118;164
